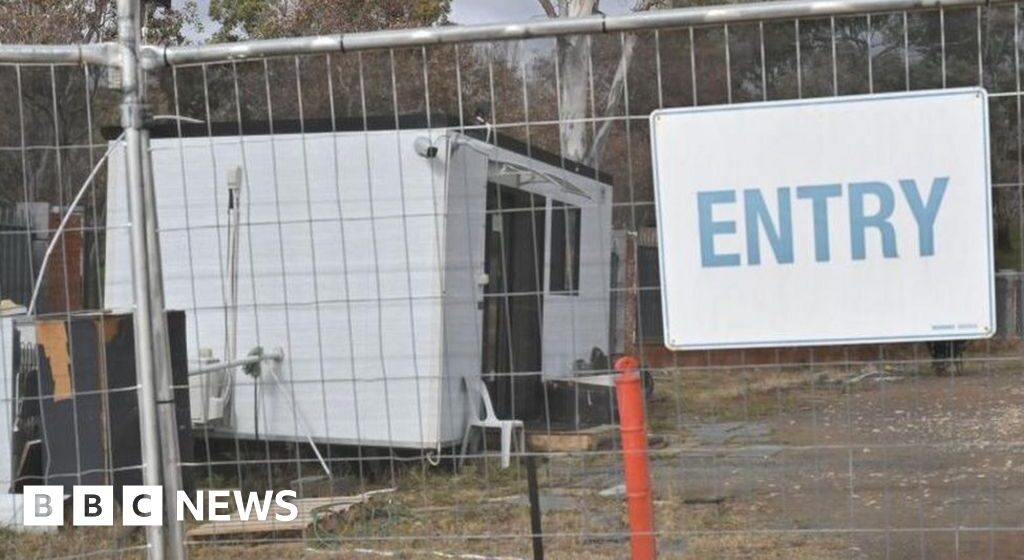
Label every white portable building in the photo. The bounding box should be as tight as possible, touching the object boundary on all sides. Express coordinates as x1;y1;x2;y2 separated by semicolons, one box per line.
104;118;613;450
0;315;25;527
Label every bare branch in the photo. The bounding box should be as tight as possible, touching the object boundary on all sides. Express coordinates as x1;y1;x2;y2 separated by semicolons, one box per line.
537;0;559;18
586;0;662;164
586;33;636;165
633;0;664;11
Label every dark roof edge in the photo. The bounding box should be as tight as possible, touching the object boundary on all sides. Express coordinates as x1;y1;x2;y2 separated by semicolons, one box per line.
101;113;612;184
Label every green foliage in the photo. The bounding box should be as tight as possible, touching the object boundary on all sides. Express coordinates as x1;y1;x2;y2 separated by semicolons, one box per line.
0;0;201;45
208;0;451;42
208;0;280;41
147;0;204;45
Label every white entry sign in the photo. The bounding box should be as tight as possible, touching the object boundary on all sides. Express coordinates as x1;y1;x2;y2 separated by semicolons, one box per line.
650;88;994;350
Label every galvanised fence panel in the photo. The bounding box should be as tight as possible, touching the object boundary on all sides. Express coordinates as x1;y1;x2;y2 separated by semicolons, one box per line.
3;1;1024;559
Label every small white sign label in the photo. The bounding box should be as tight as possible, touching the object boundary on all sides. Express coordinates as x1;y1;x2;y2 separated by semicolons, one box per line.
650;88;994;350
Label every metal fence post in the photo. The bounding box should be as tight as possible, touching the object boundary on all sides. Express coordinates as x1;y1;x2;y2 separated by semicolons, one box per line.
142;125;189;560
117;1;167;558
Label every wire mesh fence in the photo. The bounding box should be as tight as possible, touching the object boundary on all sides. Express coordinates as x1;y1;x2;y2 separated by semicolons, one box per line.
2;1;1024;558
0;60;151;560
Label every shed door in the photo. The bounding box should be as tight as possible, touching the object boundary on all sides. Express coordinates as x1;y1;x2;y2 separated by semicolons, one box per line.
480;182;546;421
541;197;591;379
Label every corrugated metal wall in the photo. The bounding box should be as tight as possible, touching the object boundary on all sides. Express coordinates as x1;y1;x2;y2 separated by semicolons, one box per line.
0;206;33;307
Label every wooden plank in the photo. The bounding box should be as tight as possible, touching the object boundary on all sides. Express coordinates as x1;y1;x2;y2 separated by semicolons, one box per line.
526;425;618;453
186;488;394;539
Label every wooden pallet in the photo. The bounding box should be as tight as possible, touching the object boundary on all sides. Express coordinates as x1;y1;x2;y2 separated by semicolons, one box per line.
526;424;619;453
186;488;394;539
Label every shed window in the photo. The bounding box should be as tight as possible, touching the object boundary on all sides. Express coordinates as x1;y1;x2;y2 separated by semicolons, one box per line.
550;201;581;295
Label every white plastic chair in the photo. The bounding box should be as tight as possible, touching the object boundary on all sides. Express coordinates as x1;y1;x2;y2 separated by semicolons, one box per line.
459;377;525;468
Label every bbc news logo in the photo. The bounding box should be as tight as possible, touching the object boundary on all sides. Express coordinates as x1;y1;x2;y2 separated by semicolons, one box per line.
23;486;298;526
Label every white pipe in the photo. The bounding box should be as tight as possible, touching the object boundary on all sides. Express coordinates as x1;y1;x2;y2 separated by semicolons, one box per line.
26;133;124;316
265;356;332;478
187;349;330;477
188;351;283;378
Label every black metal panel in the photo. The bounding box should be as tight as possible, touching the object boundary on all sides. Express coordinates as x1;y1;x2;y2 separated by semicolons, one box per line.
0;209;34;307
104;315;145;490
166;311;195;483
13;311;194;498
637;246;664;343
541;380;617;430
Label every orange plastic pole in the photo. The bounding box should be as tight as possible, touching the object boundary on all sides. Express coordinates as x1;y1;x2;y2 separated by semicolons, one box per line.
614;356;655;560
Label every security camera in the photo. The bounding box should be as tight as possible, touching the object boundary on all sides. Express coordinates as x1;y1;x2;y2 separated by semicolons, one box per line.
414;137;438;159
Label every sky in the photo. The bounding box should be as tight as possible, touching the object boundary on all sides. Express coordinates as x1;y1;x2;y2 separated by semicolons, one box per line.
189;0;638;42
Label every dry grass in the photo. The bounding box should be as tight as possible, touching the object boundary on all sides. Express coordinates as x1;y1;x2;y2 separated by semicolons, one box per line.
4;359;935;559
13;350;1024;558
647;344;1024;431
685;533;848;559
0;526;147;559
0;457;850;559
646;366;830;434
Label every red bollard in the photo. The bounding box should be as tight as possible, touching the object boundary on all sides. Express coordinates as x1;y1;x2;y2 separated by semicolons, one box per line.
614;356;655;560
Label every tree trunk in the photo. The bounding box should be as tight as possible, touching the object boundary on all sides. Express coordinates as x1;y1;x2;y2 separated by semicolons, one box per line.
587;34;637;165
547;0;648;165
556;0;598;162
